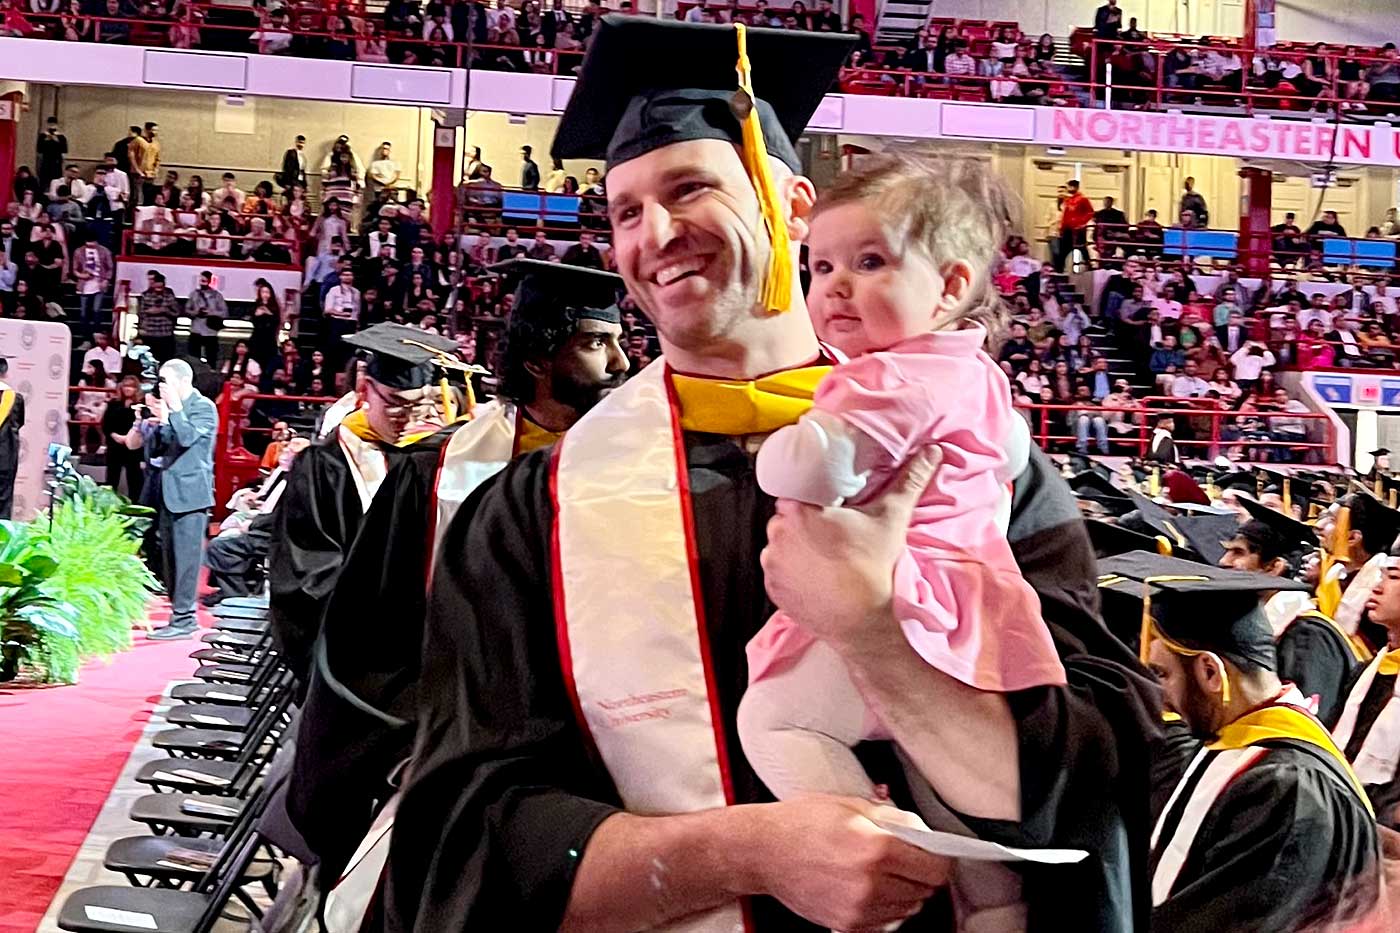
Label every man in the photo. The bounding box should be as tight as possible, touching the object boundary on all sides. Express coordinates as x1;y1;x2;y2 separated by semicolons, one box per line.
1100;553;1380;931
520;144;541;190
83;330;121;375
1334;492;1400;654
1307;210;1347;241
1229;340;1276;393
1170;359;1209;398
47;163;88;204
1057;179;1094;273
1219;309;1248;354
186;270;226;365
71;236;114;330
527;228;556;260
279;134;309;191
147;359;219;639
1093;195;1128;261
1219;499;1364;723
496;227;530;260
322;268;362;344
29;224;63;300
268;323;466;686
0;359;23;520
1272;216;1308;265
1101;379;1142;441
138;271;180;362
902;26;937;73
1094;0;1122;39
215;173;245;212
1149;413;1178;463
1334;549;1400;821
1071;384;1109;455
562;230;605;269
202;437;308;607
1179;176;1208;227
290;260;627;899
97;154;131;218
1211;269;1251;308
366;217;396;260
385;18;1158;933
131;121;161;205
368;141;401;197
36;117;67;192
0;220;17;263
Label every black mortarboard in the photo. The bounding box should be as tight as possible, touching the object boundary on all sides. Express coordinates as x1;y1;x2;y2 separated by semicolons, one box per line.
1372;448;1391;458
1214;471;1261;494
1068;470;1126;501
490;259;624;324
1346;490;1400;552
1098;551;1307;670
342;323;472;389
1236;497;1319;559
1125;491;1241;565
552;17;853;171
1086;520;1169;561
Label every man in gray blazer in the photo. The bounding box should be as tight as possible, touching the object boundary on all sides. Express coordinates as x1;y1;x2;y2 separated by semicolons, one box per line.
148;359;219;639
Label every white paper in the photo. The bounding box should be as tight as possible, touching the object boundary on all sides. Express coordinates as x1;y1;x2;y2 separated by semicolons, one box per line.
207;691;244;701
876;820;1088;864
190;714;231;726
83;906;158;929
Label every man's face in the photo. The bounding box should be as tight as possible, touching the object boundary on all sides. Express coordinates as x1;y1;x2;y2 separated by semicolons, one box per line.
39;226;51;242
95;332;109;348
1218;536;1265;573
340;270;355;287
199;274;211;289
1147;640;1220;738
535;230;548;244
506;229;518;243
412;247;425;264
1311;294;1326;309
1273;389;1289;406
608;139;801;355
546;320;629;412
1367;562;1400;629
1183;361;1197;377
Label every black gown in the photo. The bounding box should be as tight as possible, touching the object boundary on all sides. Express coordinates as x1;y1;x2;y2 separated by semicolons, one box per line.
381;438;1161;933
1276;612;1359;726
1331;666;1400;822
1149;739;1380;932
268;436;412;686
287;423;463;884
0;391;24;519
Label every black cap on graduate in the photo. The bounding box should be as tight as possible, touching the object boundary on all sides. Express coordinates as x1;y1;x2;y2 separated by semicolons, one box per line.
551;16;854;314
490;258;624;325
1346;490;1400;555
342;322;471;390
1098;551;1308;671
1235;497;1319;564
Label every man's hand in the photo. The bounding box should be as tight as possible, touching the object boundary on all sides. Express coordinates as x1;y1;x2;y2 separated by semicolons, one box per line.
760;446;943;657
747;795;948;931
159;380;183;414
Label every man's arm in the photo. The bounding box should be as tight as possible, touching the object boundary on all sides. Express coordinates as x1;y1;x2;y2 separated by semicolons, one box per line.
167;395;216;448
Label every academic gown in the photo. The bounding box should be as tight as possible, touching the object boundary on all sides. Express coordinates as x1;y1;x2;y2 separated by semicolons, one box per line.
1333;666;1400;818
268;437;410;686
381;438;1162;933
1149;739;1379;933
0;391;25;519
1277;614;1359;726
288;424;463;885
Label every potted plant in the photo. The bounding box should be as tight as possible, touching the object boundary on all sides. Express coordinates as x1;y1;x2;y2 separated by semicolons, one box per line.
0;521;81;682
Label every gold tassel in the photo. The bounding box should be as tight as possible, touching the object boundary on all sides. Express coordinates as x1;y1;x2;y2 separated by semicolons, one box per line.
1376;476;1383;498
1139;582;1153;665
439;376;456;426
1149;466;1161;497
1283;477;1292;515
734;23;792;314
1155;535;1173;557
1317;505;1351;617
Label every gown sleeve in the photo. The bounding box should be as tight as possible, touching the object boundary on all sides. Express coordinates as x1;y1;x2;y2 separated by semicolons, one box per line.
1276;618;1357;726
268;443;359;685
1151;753;1380;933
383;449;621;932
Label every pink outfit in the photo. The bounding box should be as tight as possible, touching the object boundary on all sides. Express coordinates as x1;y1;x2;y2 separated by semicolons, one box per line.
748;327;1067;694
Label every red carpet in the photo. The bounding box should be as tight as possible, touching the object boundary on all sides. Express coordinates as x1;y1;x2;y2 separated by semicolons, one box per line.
0;602;209;933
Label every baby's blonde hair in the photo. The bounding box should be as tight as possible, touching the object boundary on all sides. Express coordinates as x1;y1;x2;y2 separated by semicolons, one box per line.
812;152;1015;350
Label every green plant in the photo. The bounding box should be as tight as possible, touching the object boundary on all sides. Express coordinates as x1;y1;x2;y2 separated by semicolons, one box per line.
49;471;155;539
0;521;82;683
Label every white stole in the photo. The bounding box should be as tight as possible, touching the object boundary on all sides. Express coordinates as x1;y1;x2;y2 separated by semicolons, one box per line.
552;362;748;933
336;424;390;512
1331;650;1400;784
1264;590;1314;639
428;399;518;578
1335;553;1387;636
1149;684;1306;905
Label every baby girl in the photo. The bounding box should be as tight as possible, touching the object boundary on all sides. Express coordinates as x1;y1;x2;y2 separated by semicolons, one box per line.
739;154;1068;924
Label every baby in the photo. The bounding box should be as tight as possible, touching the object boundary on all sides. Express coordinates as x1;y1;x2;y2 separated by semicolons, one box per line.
739;154;1068;927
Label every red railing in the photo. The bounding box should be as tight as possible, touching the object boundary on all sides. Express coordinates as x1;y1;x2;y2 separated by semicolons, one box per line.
118;228;301;266
1012;395;1337;461
214;382;336;515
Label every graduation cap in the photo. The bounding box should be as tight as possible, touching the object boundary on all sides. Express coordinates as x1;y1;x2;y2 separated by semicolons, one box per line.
1371;448;1391;458
1068;469;1126;501
1214;471;1261;495
1235;496;1319;560
1125;490;1240;565
1098;551;1308;672
551;16;854;315
1345;489;1400;553
1085;520;1170;561
341;323;478;390
489;258;623;325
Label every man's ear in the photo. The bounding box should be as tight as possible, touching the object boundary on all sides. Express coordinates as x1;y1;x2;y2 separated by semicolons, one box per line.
523;356;549;382
781;173;818;244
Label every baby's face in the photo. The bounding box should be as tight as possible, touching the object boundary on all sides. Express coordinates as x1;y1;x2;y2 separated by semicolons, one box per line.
806;201;946;358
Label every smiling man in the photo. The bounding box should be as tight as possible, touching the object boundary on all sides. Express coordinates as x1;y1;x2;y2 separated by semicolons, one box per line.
384;17;1157;933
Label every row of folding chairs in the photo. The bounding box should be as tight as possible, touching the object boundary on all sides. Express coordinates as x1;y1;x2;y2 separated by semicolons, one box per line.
58;596;300;933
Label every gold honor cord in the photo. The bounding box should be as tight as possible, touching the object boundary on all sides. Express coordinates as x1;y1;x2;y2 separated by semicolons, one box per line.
734;23;792;314
396;335;490;424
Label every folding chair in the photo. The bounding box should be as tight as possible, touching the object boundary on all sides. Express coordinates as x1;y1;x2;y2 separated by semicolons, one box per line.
128;794;243;838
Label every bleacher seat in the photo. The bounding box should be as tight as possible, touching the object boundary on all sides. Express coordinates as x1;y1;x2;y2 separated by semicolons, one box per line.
1163;228;1239;261
1321;237;1397;269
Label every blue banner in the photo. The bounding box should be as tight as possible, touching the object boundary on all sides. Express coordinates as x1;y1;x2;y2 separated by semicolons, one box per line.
1313;375;1353;405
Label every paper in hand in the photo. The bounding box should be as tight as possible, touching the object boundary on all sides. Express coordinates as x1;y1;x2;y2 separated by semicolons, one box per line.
872;807;1088;864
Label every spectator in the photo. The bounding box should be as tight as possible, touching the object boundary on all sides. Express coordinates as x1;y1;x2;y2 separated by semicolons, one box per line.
1230;340;1276;392
131;122;161;205
278;134;308;192
137;270;179;361
1093;195;1128;261
998;321;1036;371
83;329;121;375
1102;379;1142;439
1297;319;1336;369
186;270;226;365
528;228;555;260
0;249;18;312
1207;366;1242;402
1325;311;1365;366
70;236;113;329
1306;209;1347;240
1272;213;1308;264
356;20;390;63
1360;320;1396;365
1267;387;1313;459
1071;384;1110;455
102;376;144;498
1094;0;1122;39
368;141;401;197
1179;176;1208;227
902;25;938;74
220;340;262;384
28;224;64;298
943;41;977;79
323;267;362;345
1084;356;1113;401
249;282;283;368
1015;357;1048;395
497;227;530;260
1366;43;1400;103
519;144;540;190
1057;178;1094;272
562;230;605;269
1150;334;1186;374
1212;269;1252;308
35;117;67;192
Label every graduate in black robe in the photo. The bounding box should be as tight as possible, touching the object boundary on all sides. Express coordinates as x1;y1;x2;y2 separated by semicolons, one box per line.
288;262;626;886
1103;553;1381;933
0;358;26;520
383;18;1159;933
267;323;473;687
